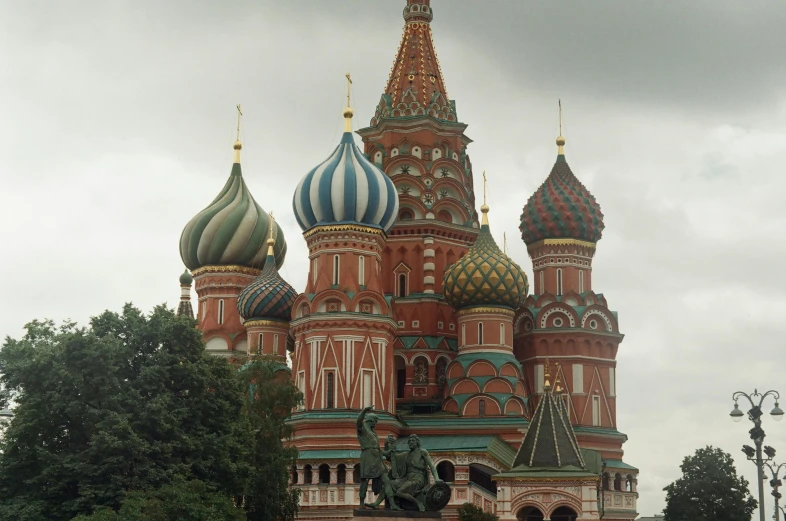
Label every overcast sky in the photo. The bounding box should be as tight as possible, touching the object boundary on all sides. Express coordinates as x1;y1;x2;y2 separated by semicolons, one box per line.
3;0;786;517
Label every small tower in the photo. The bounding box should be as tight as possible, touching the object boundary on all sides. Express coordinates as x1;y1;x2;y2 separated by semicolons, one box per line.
290;78;399;425
177;269;194;319
519;104;604;297
494;361;602;521
441;174;530;418
179;107;286;357
237;214;297;366
514;107;635;511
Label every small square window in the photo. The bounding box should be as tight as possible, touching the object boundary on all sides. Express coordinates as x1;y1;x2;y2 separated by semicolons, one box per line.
397;320;405;327
437;321;444;329
412;320;420;328
449;323;456;331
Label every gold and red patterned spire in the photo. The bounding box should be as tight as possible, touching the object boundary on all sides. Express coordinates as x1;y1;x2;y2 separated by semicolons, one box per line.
372;0;457;123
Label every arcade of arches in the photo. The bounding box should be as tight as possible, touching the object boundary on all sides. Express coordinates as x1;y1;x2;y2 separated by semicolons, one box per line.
518;506;578;521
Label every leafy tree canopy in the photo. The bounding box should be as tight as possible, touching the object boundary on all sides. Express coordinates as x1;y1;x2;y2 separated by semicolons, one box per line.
0;304;250;521
458;502;500;521
663;445;757;521
71;479;244;521
238;360;302;521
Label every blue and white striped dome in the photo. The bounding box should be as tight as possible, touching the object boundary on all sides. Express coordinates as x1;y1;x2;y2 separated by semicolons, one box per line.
293;132;399;233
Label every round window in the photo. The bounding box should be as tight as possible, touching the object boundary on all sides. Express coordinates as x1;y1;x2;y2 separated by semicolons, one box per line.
589;319;598;329
553;317;563;327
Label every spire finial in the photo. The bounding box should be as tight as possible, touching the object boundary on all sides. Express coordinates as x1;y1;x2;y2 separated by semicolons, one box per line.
480;170;489;225
503;232;507;255
543;358;552;391
266;211;276;256
556;99;566;156
554;362;562;393
233;104;243;163
343;73;354;132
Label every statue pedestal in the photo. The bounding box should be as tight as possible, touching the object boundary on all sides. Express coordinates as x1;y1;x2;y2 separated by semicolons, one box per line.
353;510;441;520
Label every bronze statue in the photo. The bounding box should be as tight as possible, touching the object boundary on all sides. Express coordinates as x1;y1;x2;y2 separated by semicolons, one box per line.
356;408;451;512
356;406;398;509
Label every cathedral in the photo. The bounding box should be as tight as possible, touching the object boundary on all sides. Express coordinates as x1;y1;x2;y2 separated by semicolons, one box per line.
176;2;638;520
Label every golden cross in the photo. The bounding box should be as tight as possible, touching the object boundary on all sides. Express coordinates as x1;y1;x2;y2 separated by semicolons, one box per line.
236;104;243;141
345;73;353;108
503;232;507;254
482;170;487;206
558;99;562;136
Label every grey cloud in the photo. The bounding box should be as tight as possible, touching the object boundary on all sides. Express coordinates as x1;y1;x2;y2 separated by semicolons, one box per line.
3;1;786;518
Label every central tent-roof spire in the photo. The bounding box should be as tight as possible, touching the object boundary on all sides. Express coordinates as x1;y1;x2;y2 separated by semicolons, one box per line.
381;0;449;115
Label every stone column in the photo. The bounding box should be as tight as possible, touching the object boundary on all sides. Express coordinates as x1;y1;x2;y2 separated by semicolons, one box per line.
423;237;435;294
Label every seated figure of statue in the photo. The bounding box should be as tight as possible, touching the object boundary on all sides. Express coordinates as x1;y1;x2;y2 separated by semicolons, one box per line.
385;434;442;511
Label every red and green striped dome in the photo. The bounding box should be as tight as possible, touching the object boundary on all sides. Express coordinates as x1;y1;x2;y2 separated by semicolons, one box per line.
519;141;604;245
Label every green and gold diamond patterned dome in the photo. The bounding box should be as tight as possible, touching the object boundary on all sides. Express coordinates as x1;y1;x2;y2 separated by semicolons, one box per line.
443;205;529;310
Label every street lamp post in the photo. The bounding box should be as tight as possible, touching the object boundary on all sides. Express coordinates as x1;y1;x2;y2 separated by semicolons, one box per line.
731;390;784;521
765;462;786;521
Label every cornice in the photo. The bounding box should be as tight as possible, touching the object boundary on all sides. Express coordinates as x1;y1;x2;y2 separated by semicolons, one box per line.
243;319;290;330
527;238;597;251
303;224;385;239
290;313;398;334
192;265;260;277
457;306;516;317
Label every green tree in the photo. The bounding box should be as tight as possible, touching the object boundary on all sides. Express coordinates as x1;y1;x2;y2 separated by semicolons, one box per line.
71;479;244;521
0;304;249;521
458;502;499;521
663;445;757;521
238;360;302;521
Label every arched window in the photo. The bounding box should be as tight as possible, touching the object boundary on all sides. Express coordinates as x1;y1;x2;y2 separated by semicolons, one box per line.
539;270;544;294
625;475;634;492
257;333;263;354
333;255;340;286
499;323;505;345
273;334;279;355
326;373;335;409
602;472;610;490
319;464;330;484
614;473;622;491
436;461;455;482
579;270;585;293
217;299;225;325
337;464;347;484
304;465;313;484
461;323;466;345
291;465;299;484
312;258;318;284
478;322;484;344
478;399;486;417
399;208;414;221
437;209;452;223
358;256;365;286
398;273;408;297
556;268;563;296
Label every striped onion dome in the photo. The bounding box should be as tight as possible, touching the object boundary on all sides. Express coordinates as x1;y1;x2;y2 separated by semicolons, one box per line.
180;141;287;271
293;120;399;233
237;237;297;322
443;206;529;310
519;136;604;245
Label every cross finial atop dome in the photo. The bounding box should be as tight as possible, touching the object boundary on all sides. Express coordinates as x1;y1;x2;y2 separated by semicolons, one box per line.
234;104;243;163
557;99;566;157
344;73;354;132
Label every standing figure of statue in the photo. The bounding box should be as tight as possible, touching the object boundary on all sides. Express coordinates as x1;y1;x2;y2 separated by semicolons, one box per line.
356;406;398;510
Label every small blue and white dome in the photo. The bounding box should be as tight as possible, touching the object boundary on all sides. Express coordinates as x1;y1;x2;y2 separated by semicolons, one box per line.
293;109;399;233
